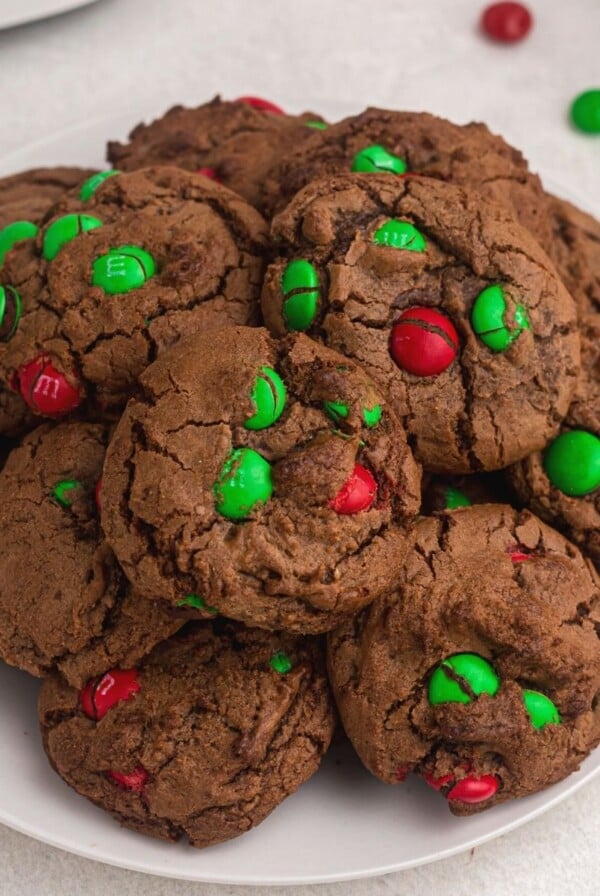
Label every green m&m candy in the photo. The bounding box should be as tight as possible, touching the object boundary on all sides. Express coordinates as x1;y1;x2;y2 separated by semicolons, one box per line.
543;430;600;497
352;145;407;175
570;89;600;134
245;366;286;430
444;486;471;509
0;285;22;341
281;259;319;331
176;593;218;615
429;653;500;705
0;220;38;266
51;479;82;508
79;169;119;201
92;245;156;295
471;284;530;352
213;447;273;520
324;400;349;424
269;651;293;674
42;214;103;261
523;690;561;730
306;121;327;130
372;219;426;251
362;404;382;428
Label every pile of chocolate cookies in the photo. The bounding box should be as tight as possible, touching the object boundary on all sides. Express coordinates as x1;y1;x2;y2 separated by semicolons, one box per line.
1;94;599;848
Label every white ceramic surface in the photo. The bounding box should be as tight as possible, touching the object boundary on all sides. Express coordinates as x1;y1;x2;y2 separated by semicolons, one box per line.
0;117;598;886
0;0;102;32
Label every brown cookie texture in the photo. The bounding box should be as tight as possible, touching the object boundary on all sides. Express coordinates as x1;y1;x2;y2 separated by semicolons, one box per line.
547;195;600;314
266;108;554;246
0;422;182;686
106;96;325;215
261;174;580;473
39;622;335;848
327;505;600;815
0;166;95;230
101;326;421;634
0;166;268;420
507;313;600;568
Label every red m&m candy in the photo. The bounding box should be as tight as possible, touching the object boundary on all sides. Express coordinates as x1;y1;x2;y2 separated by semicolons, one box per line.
447;774;499;803
235;96;285;115
80;669;140;720
390;307;459;377
330;464;377;514
481;3;532;42
18;354;82;416
106;766;148;793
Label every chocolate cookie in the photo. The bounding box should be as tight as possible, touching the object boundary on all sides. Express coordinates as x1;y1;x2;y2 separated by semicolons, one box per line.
328;505;600;815
508;313;600;568
0;167;98;436
265;108;554;246
107;95;325;215
0;166;95;233
39;622;335;848
547;195;600;314
101;326;421;633
261;174;580;473
0;422;182;686
0;166;267;420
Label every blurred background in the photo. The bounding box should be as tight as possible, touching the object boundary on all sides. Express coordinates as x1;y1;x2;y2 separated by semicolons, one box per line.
0;0;598;203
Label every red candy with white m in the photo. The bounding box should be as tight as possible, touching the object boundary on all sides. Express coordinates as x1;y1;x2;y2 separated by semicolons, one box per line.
17;354;82;416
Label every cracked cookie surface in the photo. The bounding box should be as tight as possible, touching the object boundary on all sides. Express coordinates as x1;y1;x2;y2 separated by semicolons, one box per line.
508;313;600;569
547;195;600;314
0;421;182;685
327;504;600;815
0;167;97;436
107;95;325;215
0;166;267;420
261;174;580;473
0;166;95;230
39;622;335;848
265;108;553;246
101;326;421;633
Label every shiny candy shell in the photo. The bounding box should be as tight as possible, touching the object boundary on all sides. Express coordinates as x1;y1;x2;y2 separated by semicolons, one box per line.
80;669;141;721
0;221;38;266
245;367;286;430
42;214;102;261
18;355;82;417
92;245;156;295
481;3;532;42
429;653;500;705
390;307;459;377
543;430;600;497
351;145;407;175
213;447;273;520
329;464;377;514
447;775;499;803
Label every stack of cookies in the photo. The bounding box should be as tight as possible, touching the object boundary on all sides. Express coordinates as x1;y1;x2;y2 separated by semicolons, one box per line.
0;94;599;848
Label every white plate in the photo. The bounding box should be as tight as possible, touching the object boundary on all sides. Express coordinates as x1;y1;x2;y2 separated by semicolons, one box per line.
0;0;102;32
0;114;598;886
